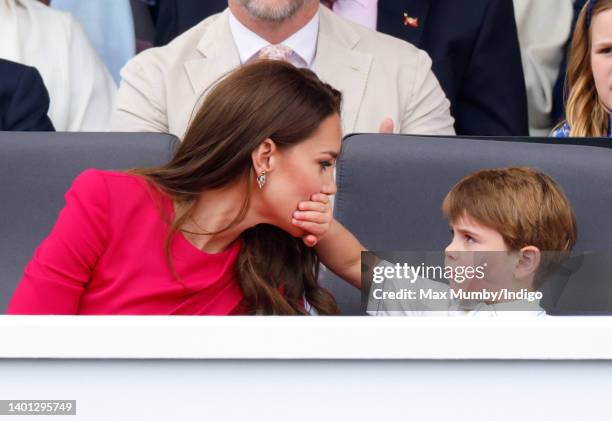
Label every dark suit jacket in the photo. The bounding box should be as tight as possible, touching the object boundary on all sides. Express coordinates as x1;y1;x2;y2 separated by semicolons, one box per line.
378;0;529;136
151;0;226;46
0;59;54;132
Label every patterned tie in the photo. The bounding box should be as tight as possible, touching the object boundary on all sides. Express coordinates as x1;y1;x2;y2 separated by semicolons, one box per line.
256;44;295;61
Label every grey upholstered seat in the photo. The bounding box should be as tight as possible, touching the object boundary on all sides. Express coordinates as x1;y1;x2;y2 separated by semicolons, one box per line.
4;132;612;315
325;134;612;315
0;132;178;313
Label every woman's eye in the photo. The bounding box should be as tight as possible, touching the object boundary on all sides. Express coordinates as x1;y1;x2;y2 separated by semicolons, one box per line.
598;47;612;54
320;161;333;170
465;235;475;244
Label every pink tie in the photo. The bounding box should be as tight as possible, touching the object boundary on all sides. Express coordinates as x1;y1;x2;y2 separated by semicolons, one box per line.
257;44;295;61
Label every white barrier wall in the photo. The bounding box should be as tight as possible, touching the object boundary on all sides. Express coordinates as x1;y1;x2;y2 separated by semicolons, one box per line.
1;317;612;420
2;359;612;421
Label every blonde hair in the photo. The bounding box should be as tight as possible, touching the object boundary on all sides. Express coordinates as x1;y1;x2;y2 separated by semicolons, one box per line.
560;0;612;137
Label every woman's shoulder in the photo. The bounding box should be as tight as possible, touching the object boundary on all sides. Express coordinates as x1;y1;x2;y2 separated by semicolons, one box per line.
550;121;571;138
71;168;144;188
70;169;162;203
69;169;169;225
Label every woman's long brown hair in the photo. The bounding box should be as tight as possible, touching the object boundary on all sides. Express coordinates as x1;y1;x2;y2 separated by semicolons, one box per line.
559;0;612;136
132;60;342;315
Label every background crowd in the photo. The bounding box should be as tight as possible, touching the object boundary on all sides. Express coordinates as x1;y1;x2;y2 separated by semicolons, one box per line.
1;0;608;139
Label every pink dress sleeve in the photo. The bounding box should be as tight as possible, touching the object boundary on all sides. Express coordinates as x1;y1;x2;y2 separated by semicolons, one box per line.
7;169;110;314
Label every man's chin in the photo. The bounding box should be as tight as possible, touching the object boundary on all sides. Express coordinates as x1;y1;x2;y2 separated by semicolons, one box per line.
238;0;306;22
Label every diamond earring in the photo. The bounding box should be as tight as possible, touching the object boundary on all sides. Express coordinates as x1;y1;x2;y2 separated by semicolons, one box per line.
257;171;267;189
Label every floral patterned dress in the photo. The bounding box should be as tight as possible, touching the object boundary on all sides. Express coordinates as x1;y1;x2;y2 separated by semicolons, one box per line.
551;115;612;138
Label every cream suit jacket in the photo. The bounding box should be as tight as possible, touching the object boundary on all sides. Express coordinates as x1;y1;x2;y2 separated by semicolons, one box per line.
112;6;455;139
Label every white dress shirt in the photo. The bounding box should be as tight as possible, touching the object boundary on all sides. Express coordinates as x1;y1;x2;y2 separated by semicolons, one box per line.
228;9;319;69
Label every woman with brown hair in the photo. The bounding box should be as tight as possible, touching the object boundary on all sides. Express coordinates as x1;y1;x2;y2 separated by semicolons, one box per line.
7;60;364;315
552;0;612;137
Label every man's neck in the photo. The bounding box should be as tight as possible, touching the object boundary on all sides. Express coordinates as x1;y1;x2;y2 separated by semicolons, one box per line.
228;1;319;44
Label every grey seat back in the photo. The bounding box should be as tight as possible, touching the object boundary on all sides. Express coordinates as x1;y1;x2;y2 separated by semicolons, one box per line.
326;134;612;314
0;132;178;313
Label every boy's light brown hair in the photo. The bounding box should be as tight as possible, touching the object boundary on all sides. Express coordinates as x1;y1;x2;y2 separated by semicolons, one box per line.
442;167;577;253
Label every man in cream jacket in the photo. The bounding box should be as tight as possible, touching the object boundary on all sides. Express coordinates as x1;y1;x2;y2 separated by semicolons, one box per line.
112;0;455;139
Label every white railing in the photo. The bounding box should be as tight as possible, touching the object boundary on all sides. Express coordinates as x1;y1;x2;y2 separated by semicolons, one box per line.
1;316;611;359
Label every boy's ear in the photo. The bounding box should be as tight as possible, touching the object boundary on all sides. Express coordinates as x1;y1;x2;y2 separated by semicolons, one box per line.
514;246;541;282
251;138;277;174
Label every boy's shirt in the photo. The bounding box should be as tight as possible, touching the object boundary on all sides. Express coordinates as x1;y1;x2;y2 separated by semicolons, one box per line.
367;261;546;317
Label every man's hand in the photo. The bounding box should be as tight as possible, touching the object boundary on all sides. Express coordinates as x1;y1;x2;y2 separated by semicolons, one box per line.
379;117;394;134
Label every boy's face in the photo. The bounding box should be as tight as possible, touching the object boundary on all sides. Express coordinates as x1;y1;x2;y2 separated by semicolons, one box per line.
445;214;535;293
445;214;508;253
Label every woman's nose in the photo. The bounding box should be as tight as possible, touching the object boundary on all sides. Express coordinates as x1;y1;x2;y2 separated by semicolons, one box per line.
322;176;337;196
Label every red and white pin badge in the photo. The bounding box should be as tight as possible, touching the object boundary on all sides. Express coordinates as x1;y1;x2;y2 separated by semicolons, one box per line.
403;13;419;28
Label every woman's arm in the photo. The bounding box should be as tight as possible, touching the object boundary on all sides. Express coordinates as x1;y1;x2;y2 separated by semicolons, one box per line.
7;169;109;314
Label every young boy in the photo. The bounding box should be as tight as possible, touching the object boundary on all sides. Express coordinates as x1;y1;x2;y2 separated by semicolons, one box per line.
368;167;577;316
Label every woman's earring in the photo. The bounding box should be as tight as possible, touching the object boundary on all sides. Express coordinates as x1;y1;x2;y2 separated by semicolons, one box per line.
257;171;267;189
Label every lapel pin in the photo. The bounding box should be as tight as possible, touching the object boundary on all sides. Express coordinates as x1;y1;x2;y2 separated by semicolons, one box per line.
403;13;419;28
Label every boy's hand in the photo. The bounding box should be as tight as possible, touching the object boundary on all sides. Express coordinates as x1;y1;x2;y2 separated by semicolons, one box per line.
291;193;333;247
